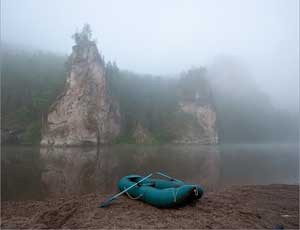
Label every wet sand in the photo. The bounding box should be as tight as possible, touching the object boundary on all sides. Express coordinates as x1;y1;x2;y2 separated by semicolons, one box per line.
1;184;299;229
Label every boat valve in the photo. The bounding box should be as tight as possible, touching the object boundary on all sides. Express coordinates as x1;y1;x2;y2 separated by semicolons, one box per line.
193;187;199;197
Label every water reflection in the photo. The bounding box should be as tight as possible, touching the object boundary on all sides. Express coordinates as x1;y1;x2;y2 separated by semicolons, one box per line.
40;147;98;196
219;143;299;186
1;146;45;201
2;143;298;201
40;145;221;197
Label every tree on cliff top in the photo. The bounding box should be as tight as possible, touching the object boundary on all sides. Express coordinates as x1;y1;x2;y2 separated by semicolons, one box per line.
72;24;92;45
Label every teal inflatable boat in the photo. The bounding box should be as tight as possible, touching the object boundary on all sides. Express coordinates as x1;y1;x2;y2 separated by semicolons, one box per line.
118;174;204;208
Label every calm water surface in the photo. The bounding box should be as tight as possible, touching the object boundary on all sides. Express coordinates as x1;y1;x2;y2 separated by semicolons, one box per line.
1;143;299;201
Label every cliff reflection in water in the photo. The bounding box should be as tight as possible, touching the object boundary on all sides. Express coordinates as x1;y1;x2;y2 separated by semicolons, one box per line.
2;143;298;201
40;145;221;197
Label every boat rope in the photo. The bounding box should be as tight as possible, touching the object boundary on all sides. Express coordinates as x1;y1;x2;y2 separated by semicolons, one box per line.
172;186;186;202
123;186;143;200
172;188;178;202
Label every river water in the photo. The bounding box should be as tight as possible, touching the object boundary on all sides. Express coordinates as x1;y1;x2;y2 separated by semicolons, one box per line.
1;143;299;201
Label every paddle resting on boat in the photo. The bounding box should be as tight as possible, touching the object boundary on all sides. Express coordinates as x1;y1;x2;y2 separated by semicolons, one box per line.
118;174;204;208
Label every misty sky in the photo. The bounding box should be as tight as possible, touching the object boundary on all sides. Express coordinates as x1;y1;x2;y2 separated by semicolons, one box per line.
2;0;299;111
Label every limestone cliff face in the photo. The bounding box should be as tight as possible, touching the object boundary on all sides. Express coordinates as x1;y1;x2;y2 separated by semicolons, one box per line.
178;102;218;144
174;68;218;144
41;41;120;146
132;123;154;144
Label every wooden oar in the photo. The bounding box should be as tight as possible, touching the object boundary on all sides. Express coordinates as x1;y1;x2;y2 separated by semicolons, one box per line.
156;172;182;182
99;173;153;208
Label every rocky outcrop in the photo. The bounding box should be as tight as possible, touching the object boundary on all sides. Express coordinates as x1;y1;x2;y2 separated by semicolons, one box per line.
178;102;218;144
41;41;120;146
132;123;154;144
174;68;218;144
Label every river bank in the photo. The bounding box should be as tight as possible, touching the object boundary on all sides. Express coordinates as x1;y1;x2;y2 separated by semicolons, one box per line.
1;184;298;229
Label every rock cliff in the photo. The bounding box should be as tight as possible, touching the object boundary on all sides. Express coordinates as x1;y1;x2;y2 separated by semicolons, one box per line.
132;123;155;144
174;68;218;144
41;41;120;146
177;102;218;144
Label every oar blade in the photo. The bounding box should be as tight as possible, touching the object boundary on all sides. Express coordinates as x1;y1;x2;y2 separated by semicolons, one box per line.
99;197;114;208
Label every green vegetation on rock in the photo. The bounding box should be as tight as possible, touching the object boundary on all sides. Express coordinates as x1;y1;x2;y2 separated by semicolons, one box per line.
1;42;298;145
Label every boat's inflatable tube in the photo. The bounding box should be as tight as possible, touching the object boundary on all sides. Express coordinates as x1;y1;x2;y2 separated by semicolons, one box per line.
118;174;204;208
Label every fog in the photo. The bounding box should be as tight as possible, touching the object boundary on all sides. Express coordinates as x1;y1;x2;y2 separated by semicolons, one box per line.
2;0;299;111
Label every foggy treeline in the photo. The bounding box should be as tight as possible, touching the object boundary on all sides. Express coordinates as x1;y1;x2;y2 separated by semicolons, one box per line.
1;45;67;143
209;57;298;142
1;43;298;144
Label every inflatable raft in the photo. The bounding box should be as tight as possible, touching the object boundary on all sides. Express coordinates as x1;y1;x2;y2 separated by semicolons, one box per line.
118;174;204;208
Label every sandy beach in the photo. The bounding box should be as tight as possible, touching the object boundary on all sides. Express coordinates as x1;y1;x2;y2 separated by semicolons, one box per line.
1;184;299;229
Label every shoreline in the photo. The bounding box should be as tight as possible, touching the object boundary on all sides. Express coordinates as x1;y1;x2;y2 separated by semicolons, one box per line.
1;184;299;229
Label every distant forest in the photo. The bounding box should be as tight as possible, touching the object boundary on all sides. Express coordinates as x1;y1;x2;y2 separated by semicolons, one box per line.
1;44;298;144
1;46;67;144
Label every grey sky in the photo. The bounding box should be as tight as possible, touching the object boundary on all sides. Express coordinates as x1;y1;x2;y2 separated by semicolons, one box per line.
2;0;299;110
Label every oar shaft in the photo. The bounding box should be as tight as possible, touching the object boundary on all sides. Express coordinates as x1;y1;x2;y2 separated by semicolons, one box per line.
99;173;152;207
156;172;181;182
111;175;150;199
